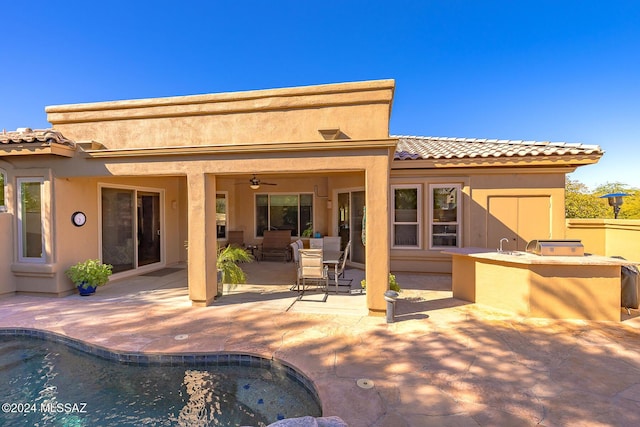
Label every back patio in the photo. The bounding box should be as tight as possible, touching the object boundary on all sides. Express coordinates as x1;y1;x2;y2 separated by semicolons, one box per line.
2;262;640;426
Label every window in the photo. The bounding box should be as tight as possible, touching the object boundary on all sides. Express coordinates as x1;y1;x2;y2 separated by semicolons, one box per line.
392;186;421;248
0;169;6;211
216;192;227;239
430;184;461;248
17;178;45;261
255;193;313;237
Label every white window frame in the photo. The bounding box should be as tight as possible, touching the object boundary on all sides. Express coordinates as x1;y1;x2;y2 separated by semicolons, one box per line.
17;177;45;262
391;185;422;249
98;183;165;277
429;183;462;250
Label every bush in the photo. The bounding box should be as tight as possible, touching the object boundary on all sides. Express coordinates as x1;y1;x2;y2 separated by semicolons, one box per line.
65;259;113;289
360;273;401;292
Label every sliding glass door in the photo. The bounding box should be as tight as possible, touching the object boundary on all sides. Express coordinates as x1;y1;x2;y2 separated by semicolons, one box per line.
336;189;365;266
137;192;161;267
101;187;162;274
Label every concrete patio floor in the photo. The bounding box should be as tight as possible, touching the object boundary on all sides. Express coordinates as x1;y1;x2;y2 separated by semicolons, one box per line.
2;261;640;426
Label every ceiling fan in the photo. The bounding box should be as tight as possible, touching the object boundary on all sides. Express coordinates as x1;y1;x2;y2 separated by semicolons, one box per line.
248;175;277;190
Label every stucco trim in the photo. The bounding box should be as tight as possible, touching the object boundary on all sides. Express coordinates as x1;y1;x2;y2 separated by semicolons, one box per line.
80;138;398;158
46;80;396;125
11;263;56;278
391;155;601;169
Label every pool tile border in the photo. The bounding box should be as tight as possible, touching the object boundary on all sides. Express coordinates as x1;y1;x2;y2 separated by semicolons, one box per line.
0;327;320;405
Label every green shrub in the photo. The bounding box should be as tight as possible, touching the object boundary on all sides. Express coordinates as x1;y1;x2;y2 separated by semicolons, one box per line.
65;259;113;289
360;273;401;292
217;245;253;285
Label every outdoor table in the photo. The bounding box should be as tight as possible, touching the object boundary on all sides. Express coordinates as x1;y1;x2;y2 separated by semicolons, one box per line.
323;250;343;293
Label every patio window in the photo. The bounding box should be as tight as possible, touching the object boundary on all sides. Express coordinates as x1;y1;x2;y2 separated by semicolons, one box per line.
17;177;45;262
429;184;461;249
216;192;227;239
392;185;421;248
0;169;6;211
255;193;313;238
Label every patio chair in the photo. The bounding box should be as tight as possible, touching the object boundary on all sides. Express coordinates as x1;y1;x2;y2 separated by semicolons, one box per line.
227;230;245;248
329;240;354;292
290;241;301;266
290;241;301;291
261;230;292;262
323;236;341;252
297;249;328;301
309;238;323;249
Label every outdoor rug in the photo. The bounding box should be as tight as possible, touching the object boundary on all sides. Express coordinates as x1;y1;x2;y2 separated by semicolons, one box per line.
141;268;184;277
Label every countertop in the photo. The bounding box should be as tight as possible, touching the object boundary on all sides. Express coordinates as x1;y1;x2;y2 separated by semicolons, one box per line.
443;247;639;266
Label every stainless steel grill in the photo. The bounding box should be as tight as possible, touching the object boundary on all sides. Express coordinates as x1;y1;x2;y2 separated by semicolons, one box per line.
525;239;585;256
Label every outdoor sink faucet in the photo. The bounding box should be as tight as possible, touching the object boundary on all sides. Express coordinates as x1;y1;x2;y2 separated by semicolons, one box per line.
499;237;509;253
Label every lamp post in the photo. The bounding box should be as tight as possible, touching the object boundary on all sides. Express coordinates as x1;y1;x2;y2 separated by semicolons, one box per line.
599;193;630;219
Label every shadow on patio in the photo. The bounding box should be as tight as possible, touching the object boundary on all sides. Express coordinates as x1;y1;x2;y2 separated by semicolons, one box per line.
100;261;468;319
3;262;640;425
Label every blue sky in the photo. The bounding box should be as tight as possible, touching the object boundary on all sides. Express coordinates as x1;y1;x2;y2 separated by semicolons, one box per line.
1;1;638;189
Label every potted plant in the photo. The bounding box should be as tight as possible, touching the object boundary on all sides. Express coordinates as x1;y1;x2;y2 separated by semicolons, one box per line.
65;259;113;296
216;245;254;296
360;273;401;293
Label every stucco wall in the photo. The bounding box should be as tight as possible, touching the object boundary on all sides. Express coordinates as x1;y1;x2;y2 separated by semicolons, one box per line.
566;219;640;262
0;213;14;296
389;169;567;273
11;175;185;295
47;80;395;149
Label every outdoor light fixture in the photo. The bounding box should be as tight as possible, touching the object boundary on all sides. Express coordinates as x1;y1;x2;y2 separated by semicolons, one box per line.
247;175;276;190
249;175;261;190
599;192;630;219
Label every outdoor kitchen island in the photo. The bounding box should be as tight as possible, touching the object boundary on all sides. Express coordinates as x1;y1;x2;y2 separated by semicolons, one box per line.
445;247;632;321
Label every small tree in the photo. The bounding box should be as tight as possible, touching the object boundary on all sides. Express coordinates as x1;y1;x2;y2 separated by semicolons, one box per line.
565;178;640;219
565;178;609;218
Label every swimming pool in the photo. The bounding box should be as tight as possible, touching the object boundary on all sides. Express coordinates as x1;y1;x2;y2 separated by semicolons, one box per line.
0;330;321;426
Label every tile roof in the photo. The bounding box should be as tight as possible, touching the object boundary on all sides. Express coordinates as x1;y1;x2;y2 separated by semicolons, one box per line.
393;135;603;161
0;128;75;148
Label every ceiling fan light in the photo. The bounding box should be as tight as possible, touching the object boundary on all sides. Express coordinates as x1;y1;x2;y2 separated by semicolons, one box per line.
250;184;260;190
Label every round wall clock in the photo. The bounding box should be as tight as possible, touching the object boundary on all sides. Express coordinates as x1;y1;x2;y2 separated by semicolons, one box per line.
71;211;87;227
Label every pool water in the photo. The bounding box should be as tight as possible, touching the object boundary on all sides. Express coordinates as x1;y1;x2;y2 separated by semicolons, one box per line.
0;335;321;426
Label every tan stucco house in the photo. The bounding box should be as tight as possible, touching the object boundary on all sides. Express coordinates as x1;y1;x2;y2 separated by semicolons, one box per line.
0;79;603;314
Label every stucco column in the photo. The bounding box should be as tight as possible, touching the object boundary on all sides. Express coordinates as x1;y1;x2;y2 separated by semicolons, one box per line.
365;157;391;315
186;173;218;306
